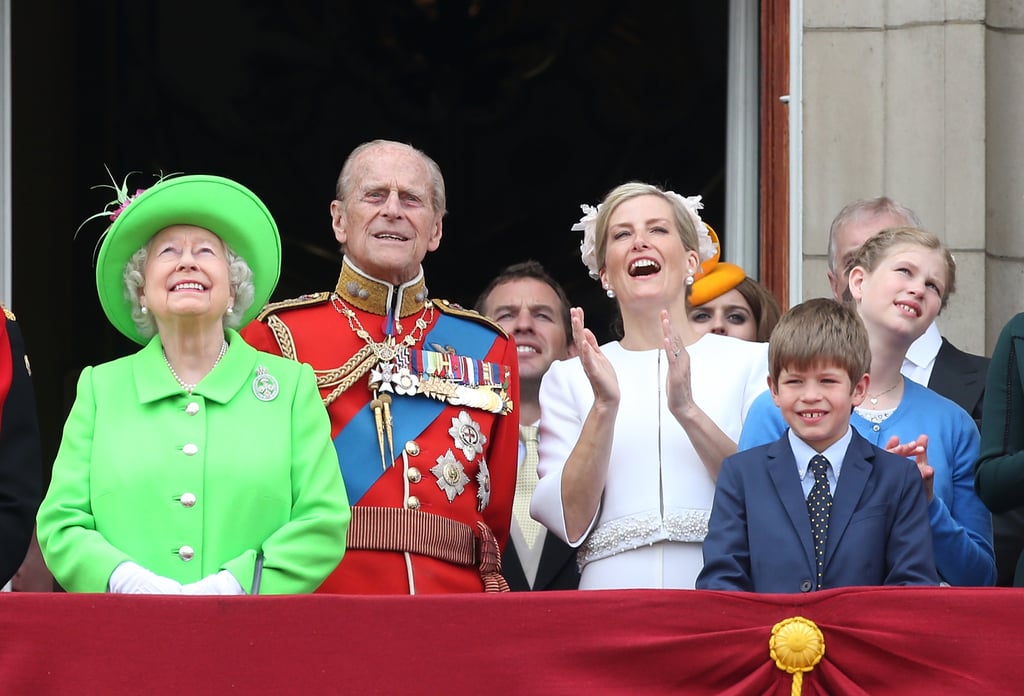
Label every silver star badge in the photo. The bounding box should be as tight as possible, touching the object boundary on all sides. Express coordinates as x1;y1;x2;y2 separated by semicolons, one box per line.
448;410;486;462
431;449;470;503
476;458;491;512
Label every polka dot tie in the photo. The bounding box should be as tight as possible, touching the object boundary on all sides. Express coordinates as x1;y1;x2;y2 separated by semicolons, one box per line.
514;425;543;549
807;454;832;590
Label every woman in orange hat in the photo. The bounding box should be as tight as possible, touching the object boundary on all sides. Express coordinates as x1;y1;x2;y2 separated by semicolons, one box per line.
688;265;781;343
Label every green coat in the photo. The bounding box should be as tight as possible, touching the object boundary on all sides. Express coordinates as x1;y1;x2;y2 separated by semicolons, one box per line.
37;330;350;594
976;312;1024;516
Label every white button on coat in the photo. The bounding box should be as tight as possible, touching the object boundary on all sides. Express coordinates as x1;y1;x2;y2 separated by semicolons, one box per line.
180;493;196;508
178;545;195;561
182;443;198;456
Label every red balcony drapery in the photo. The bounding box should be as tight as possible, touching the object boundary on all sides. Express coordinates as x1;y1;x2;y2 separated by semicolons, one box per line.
3;586;1022;695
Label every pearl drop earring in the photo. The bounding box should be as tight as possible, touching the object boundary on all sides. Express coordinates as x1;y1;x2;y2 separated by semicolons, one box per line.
685;273;694;286
226;305;234;315
140;305;148;315
606;287;616;298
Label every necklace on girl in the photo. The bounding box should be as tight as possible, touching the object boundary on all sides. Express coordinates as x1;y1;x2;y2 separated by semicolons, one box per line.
867;376;902;406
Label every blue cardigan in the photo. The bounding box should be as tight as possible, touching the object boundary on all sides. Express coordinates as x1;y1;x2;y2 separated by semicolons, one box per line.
739;379;995;586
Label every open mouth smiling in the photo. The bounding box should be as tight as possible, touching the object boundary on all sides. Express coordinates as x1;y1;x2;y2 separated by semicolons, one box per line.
172;281;206;292
798;410;827;420
895;301;921;317
628;258;661;277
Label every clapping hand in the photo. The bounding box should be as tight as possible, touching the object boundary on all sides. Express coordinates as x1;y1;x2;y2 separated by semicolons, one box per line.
661;310;695;418
886;433;934;502
571;307;619;408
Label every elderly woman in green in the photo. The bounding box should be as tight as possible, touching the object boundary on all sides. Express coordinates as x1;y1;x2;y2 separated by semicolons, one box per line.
37;174;350;594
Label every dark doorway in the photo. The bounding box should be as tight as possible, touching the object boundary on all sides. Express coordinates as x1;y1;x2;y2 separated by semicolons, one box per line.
13;1;728;467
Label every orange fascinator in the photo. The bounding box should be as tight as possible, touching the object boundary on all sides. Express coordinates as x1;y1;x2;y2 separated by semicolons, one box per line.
690;227;746;306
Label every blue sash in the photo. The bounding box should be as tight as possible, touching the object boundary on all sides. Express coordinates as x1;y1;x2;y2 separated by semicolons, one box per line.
335;313;501;503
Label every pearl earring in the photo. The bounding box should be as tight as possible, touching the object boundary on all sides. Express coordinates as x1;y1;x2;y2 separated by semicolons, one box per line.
685;273;694;286
606;288;616;298
226;305;234;315
140;305;148;315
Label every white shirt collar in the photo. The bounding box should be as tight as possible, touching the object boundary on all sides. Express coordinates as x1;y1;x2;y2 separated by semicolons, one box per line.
790;426;853;480
904;321;942;368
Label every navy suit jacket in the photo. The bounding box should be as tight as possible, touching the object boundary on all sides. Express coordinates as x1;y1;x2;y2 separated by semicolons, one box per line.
697;430;937;593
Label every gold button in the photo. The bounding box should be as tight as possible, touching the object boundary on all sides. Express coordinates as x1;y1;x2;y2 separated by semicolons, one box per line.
407;467;421;483
405;440;420;456
406;496;420;510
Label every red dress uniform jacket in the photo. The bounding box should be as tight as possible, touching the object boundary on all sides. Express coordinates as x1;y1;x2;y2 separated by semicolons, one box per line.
242;260;518;594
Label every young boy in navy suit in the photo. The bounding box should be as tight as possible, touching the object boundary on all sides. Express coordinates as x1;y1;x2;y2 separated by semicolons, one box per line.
696;299;937;592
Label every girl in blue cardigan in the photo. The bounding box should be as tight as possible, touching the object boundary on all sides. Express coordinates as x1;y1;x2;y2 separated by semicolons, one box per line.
741;227;995;586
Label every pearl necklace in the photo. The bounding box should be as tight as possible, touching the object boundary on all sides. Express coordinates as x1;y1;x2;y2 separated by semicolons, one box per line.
164;340;228;394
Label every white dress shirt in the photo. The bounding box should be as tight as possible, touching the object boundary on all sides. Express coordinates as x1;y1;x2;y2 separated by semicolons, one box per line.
901;321;942;387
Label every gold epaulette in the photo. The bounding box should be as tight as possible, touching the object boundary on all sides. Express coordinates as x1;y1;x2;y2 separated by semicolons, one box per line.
433;299;508;338
254;291;332;322
1;303;14;321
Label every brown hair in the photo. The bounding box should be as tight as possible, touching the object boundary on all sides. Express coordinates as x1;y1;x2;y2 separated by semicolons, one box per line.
843;226;956;312
734;278;783;342
474;260;573;344
768;298;871;387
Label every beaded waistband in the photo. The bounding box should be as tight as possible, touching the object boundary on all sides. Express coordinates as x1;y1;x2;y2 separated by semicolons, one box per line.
577;508;710;568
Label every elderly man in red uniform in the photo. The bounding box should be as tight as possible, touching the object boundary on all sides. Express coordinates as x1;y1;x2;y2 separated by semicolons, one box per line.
243;140;518;593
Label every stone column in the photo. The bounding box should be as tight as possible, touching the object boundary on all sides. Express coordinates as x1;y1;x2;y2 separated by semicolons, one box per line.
800;0;989;353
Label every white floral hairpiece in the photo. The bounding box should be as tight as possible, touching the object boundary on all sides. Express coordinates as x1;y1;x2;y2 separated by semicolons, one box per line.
571;191;718;280
571;203;602;280
665;192;718;264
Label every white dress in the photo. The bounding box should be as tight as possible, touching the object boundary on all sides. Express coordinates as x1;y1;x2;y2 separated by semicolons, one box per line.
531;334;769;590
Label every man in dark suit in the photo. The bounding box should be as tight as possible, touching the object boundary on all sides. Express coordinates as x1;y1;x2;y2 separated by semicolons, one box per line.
0;307;43;590
476;261;580;591
698;299;937;592
826;197;1020;584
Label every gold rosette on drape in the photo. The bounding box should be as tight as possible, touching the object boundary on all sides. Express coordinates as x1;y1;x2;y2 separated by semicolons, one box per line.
769;616;825;695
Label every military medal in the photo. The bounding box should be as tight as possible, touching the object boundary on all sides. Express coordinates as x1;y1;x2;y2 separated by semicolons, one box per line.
476;459;491;512
412;349;513;415
431;449;470;503
448;410;486;462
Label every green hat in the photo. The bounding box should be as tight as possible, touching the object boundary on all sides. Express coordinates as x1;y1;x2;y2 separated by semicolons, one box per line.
95;174;281;345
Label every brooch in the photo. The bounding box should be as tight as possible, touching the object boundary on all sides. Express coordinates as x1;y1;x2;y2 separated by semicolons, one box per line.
252;365;280;402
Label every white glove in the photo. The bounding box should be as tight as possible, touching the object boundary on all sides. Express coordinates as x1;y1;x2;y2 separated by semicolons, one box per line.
181;570;244;595
108;561;183;594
